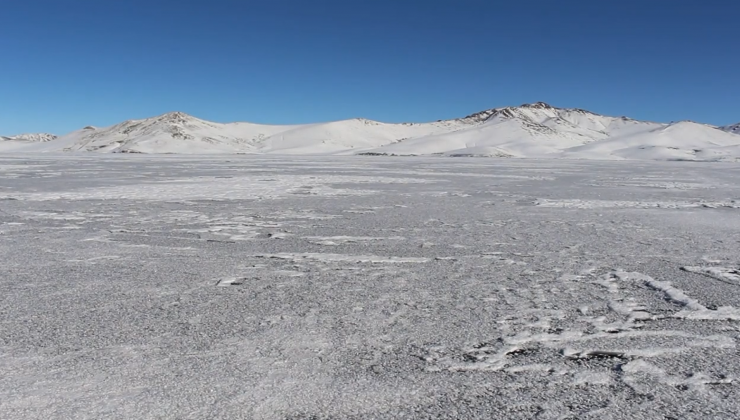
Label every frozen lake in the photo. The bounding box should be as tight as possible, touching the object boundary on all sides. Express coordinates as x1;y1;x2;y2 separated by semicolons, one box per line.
1;155;740;419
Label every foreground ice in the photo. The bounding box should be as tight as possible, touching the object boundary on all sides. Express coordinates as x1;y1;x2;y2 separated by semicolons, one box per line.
1;154;740;419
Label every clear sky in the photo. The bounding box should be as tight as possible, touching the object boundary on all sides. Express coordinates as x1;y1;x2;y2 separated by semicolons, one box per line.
1;0;738;135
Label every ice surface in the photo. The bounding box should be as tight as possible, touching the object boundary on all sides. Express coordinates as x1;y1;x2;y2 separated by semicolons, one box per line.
1;154;740;419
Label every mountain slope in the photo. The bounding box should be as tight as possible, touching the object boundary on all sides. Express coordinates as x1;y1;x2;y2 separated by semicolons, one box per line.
257;118;478;154
5;104;740;161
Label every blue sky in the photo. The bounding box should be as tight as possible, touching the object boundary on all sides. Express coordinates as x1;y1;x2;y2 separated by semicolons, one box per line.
1;0;738;135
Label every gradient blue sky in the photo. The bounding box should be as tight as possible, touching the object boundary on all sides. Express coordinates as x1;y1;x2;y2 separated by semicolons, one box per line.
1;0;738;135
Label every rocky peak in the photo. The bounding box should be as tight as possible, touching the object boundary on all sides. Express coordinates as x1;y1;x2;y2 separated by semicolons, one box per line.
720;123;740;134
519;101;555;110
157;111;194;125
460;102;563;124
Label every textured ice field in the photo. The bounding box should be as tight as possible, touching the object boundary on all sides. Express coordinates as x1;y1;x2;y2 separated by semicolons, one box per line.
1;154;740;419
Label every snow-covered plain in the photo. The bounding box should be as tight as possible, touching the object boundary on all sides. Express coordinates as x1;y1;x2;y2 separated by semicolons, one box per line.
2;103;739;161
2;154;740;419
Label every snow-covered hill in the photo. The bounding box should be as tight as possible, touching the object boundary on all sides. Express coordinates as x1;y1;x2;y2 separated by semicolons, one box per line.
3;104;740;161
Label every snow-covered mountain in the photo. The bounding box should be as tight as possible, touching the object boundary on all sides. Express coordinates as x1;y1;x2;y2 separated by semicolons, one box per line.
360;103;740;161
3;103;740;161
45;112;295;154
2;110;482;155
364;102;666;158
720;123;740;135
1;133;57;142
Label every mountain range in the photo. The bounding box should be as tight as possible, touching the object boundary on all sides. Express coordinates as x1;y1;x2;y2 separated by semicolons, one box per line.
0;133;57;143
2;102;739;161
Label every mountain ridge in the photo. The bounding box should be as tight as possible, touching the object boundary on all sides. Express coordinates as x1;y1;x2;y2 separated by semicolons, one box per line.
1;103;739;161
